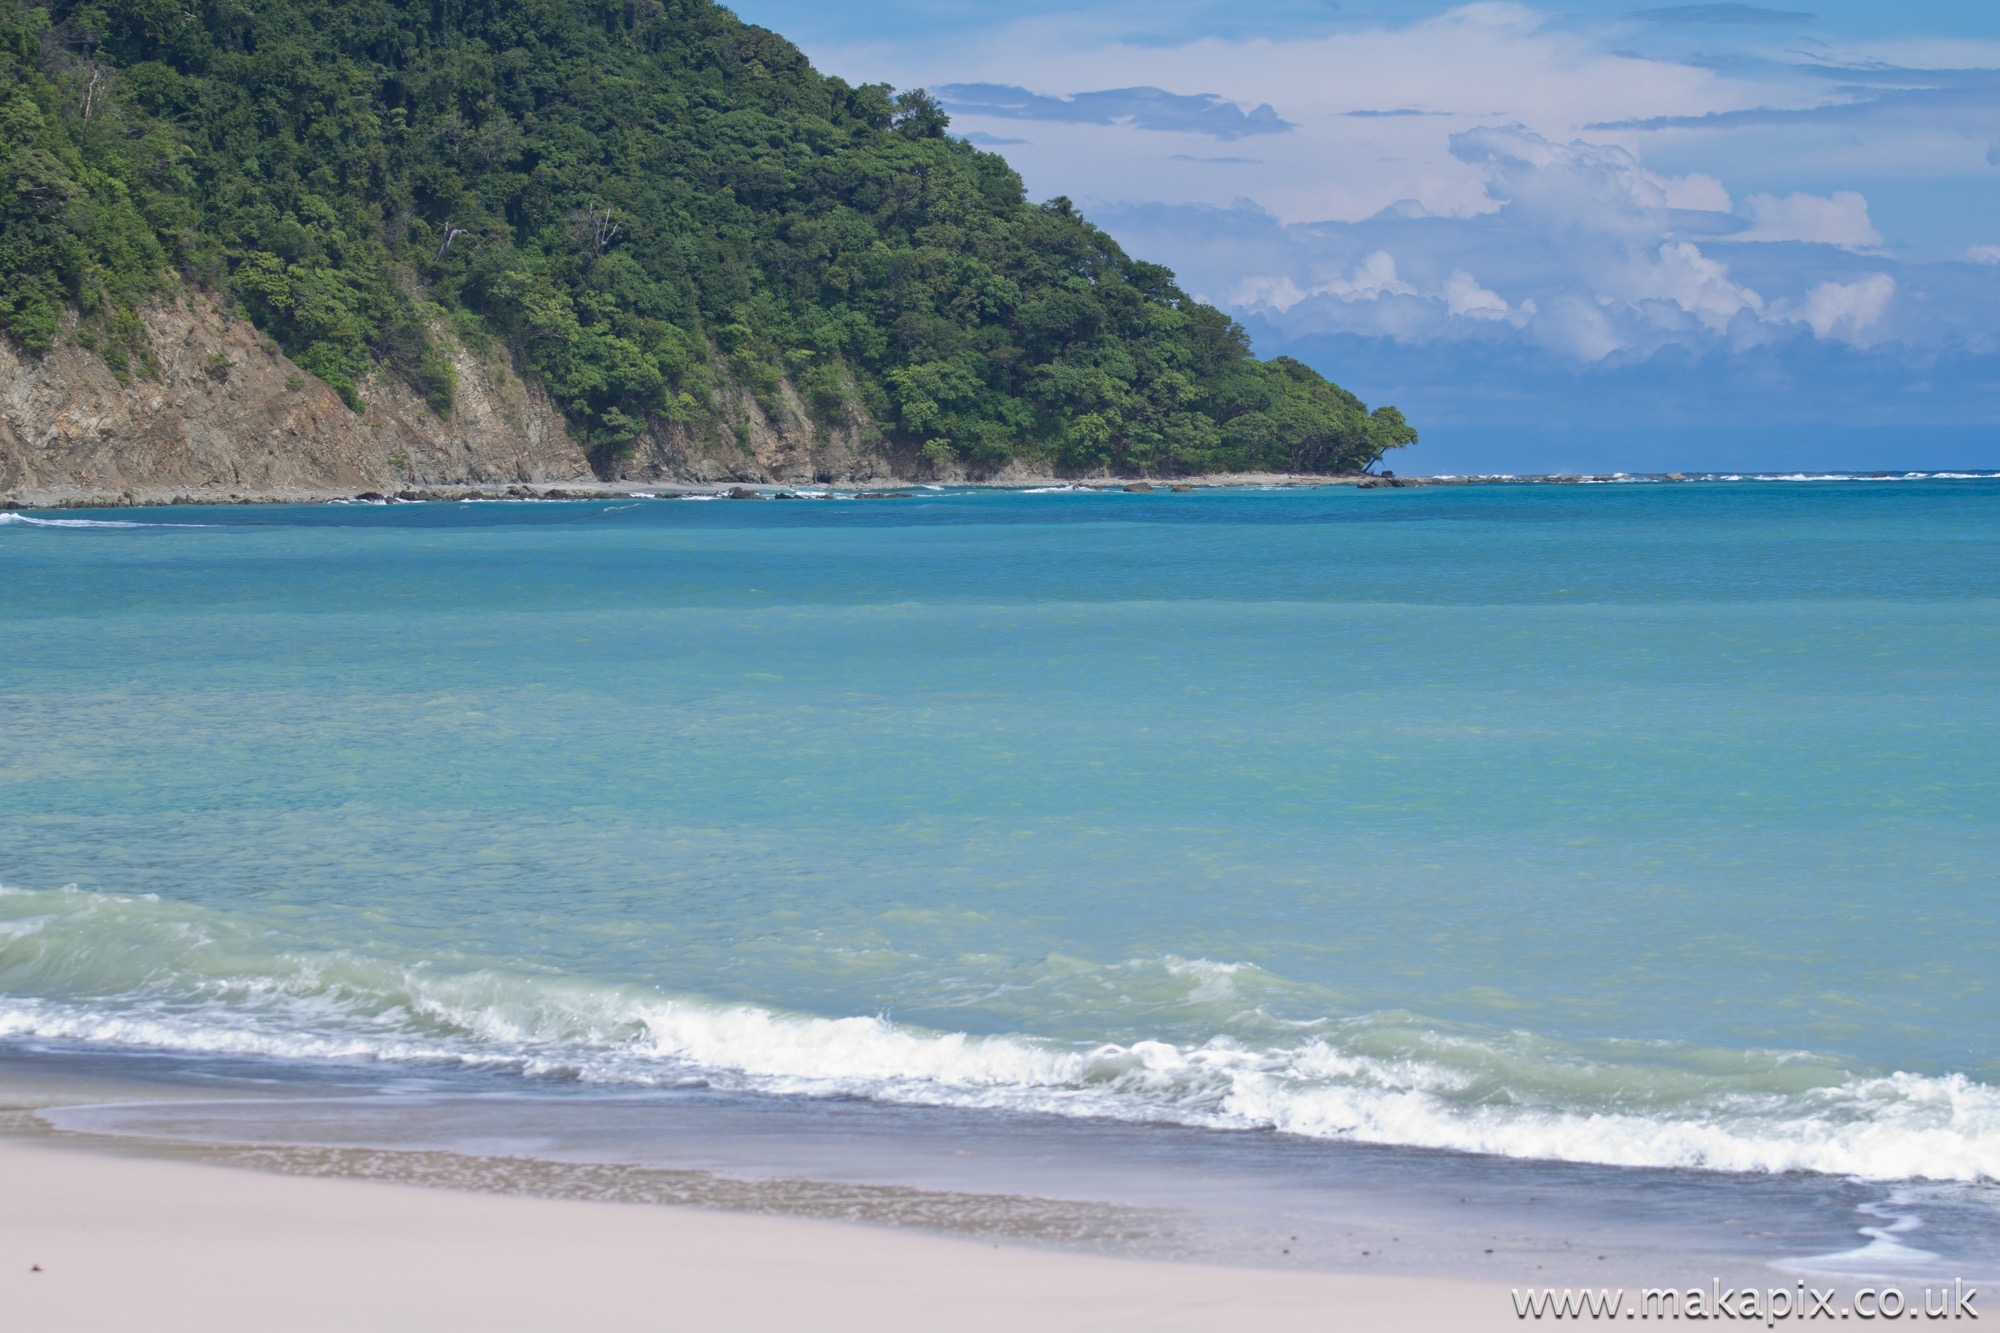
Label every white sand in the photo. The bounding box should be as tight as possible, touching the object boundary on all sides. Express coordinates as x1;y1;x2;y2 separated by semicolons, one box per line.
0;1136;1515;1331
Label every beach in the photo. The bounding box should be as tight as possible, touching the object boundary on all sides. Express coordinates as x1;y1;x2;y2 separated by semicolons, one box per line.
0;1131;1509;1332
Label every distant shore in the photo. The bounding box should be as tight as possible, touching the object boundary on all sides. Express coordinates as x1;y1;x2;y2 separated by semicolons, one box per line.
1;473;1367;509
6;468;1957;510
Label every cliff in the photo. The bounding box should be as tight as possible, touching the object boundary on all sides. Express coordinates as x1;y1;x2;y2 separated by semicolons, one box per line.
0;290;915;504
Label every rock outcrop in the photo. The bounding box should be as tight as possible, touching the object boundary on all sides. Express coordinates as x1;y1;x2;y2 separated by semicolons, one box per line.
0;291;906;505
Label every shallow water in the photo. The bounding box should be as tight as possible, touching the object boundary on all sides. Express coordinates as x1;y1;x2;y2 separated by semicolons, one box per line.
3;481;1998;1268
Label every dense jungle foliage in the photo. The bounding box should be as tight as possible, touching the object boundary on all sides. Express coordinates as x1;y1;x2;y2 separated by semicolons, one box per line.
0;0;1415;474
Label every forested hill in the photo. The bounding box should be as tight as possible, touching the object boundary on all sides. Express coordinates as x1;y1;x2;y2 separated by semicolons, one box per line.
0;0;1415;478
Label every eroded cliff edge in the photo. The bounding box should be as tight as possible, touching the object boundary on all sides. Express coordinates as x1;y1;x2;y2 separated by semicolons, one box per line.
0;292;910;506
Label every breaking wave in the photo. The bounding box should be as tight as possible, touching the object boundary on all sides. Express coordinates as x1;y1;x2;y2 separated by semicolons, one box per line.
3;883;1997;1182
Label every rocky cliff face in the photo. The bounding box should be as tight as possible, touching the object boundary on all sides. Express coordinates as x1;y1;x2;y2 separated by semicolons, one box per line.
0;292;913;505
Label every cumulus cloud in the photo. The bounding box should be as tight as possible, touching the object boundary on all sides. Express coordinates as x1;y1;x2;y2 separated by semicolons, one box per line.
1533;293;1628;361
1771;274;1896;344
1446;127;1767;346
1441;269;1515;319
1968;244;2000;264
1736;192;1884;250
1656;172;1732;212
1232;275;1311;312
1316;251;1419;301
1231;252;1416;313
1115;125;1919;365
1450;124;1675;235
1621;241;1764;331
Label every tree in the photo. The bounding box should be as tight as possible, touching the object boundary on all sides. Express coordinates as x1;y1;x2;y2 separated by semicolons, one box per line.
0;0;1414;475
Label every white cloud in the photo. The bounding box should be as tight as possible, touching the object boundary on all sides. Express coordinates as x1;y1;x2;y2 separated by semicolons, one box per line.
1653;172;1732;213
1622;241;1765;330
1453;124;1673;235
1314;251;1418;301
1736;192;1884;250
1966;244;2000;265
1534;294;1627;362
1231;252;1414;313
1771;275;1896;345
855;3;1777;227
1441;269;1514;319
1130;125;1913;363
1450;128;1768;335
1234;256;1521;329
1230;275;1307;312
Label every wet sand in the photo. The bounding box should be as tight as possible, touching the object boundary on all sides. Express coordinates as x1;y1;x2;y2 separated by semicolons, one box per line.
0;1135;1512;1332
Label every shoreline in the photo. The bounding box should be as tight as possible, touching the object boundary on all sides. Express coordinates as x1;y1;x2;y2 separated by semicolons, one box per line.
3;471;1366;509
3;468;1980;510
0;1130;1512;1332
0;1044;1918;1295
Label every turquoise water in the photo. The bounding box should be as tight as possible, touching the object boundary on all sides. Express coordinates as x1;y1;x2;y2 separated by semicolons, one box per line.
3;481;1999;1182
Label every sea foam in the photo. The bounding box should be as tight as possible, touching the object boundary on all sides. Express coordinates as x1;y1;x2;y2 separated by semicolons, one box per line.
0;513;210;528
4;883;1998;1183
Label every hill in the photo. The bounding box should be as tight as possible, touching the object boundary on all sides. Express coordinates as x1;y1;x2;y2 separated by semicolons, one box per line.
0;0;1414;484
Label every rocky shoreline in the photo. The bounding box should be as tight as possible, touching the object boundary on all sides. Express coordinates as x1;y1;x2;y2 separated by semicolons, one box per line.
1;470;1846;510
2;475;1346;508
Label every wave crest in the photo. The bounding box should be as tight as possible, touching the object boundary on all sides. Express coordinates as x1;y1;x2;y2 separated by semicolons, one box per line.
3;883;1997;1181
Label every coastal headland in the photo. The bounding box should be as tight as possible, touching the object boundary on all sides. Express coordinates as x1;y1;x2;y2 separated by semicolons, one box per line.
0;0;1414;507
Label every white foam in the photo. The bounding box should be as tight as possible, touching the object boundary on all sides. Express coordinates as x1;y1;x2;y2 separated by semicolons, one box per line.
5;884;1999;1183
0;513;168;528
1777;1192;1958;1280
11;976;1999;1182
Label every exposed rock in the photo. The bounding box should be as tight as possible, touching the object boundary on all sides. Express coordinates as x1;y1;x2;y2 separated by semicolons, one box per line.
1122;482;1155;493
0;292;588;504
0;290;915;505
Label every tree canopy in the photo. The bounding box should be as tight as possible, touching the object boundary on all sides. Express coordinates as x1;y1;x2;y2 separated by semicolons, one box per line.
0;0;1415;475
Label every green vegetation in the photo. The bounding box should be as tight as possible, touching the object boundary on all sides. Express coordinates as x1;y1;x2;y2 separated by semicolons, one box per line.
0;0;1415;475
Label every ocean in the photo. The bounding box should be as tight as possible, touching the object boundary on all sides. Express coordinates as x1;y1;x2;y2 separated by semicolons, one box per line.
4;479;1998;1278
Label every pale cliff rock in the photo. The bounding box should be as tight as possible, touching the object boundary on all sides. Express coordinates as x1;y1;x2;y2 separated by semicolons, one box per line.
609;365;897;487
0;290;908;505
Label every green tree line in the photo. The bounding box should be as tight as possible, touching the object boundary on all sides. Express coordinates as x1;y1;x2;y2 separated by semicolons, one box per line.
0;0;1415;475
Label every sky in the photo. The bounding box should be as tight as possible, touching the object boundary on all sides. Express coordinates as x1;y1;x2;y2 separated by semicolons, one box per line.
724;0;2000;472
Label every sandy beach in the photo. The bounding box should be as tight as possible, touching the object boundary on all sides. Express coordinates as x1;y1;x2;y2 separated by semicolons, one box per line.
0;1134;1513;1332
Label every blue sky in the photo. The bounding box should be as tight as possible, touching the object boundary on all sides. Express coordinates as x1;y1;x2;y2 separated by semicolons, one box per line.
727;1;2000;472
